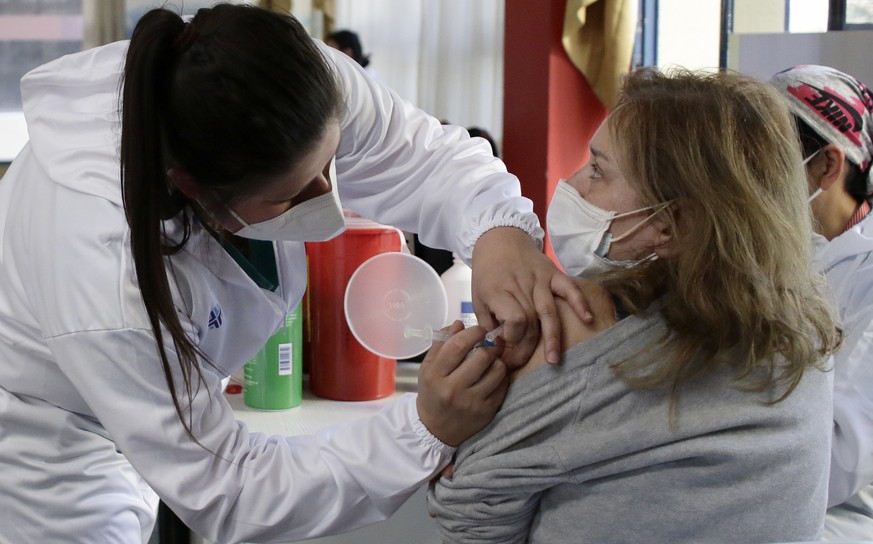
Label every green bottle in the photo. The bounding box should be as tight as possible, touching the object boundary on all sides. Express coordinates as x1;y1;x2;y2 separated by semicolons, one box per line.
243;302;303;410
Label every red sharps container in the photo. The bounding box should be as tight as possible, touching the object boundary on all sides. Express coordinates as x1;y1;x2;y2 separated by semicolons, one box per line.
304;216;403;400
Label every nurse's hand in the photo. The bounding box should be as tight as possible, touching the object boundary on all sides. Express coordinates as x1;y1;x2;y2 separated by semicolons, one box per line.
471;227;603;368
417;321;508;447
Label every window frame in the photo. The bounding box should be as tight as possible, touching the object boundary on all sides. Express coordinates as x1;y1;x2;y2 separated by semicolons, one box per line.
830;0;873;30
632;0;658;68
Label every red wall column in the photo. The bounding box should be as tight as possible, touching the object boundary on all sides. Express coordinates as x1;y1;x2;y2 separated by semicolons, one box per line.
503;0;607;262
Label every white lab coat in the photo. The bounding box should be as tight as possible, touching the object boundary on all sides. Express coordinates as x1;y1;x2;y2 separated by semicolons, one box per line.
816;214;873;540
0;40;542;543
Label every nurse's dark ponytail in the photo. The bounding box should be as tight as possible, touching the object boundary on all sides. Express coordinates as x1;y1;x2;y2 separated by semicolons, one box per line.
120;4;343;441
121;9;198;441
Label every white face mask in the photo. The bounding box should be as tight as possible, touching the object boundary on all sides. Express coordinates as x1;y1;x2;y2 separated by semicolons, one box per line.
546;179;670;278
803;149;823;203
230;159;346;242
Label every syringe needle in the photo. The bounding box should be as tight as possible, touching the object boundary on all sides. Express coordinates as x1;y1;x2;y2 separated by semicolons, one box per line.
404;326;453;342
428;329;454;342
404;325;511;348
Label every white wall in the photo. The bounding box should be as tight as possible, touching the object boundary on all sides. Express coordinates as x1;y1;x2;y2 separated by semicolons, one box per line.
729;30;873;85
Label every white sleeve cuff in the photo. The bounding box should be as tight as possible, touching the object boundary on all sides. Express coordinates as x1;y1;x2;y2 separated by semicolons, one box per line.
469;217;546;252
402;394;457;457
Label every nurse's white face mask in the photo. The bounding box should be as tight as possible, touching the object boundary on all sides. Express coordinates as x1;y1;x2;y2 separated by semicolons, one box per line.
229;158;346;242
547;179;670;278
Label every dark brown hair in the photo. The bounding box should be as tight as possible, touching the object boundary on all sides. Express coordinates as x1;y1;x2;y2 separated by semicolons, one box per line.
120;4;343;439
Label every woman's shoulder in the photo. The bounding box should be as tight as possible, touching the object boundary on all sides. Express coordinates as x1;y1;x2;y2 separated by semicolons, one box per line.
511;281;619;382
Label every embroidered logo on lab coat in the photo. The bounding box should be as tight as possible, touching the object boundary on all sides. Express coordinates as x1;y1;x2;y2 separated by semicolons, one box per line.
208;305;223;329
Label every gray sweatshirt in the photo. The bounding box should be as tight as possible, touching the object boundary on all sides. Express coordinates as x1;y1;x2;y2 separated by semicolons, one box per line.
427;306;833;544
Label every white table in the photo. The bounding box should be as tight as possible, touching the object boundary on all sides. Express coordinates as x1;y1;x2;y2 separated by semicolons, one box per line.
195;363;442;544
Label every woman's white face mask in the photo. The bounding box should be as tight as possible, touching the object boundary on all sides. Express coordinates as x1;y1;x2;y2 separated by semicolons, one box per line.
229;158;346;242
547;179;670;278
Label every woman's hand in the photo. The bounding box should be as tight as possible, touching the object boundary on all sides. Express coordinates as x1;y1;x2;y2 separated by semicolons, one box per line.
471;227;607;368
416;322;509;447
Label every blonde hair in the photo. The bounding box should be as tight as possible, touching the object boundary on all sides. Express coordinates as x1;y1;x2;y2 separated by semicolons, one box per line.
602;68;841;401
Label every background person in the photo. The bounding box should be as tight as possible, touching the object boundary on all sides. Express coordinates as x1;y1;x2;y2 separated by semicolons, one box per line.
771;64;873;540
325;28;377;79
428;68;842;543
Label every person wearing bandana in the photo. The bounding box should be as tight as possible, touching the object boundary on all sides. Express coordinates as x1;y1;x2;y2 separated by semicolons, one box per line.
772;64;873;540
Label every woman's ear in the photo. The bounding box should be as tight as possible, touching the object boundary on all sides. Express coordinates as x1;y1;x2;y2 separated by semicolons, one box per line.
166;167;202;201
812;143;847;193
653;203;680;259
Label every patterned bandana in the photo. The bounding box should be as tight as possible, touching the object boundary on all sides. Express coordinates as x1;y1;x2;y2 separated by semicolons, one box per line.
771;65;873;192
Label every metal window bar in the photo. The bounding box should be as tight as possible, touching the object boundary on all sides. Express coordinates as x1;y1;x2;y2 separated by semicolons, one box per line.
718;0;735;70
632;0;658;68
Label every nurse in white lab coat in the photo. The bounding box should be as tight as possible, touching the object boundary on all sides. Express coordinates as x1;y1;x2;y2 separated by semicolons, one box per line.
0;5;591;543
771;65;873;540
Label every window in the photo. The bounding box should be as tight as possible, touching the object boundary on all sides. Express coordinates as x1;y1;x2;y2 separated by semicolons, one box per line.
632;0;850;72
0;0;84;162
787;0;829;32
845;0;873;27
125;0;255;36
657;0;721;71
0;0;260;163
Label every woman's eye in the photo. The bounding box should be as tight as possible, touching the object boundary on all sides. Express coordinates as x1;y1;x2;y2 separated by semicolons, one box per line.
590;163;602;179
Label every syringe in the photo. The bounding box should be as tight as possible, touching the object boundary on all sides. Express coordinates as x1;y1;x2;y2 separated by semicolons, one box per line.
404;324;505;347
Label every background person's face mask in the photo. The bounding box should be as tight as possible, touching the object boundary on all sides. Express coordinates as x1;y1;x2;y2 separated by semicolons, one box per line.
802;149;823;203
547;179;669;278
230;159;346;242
